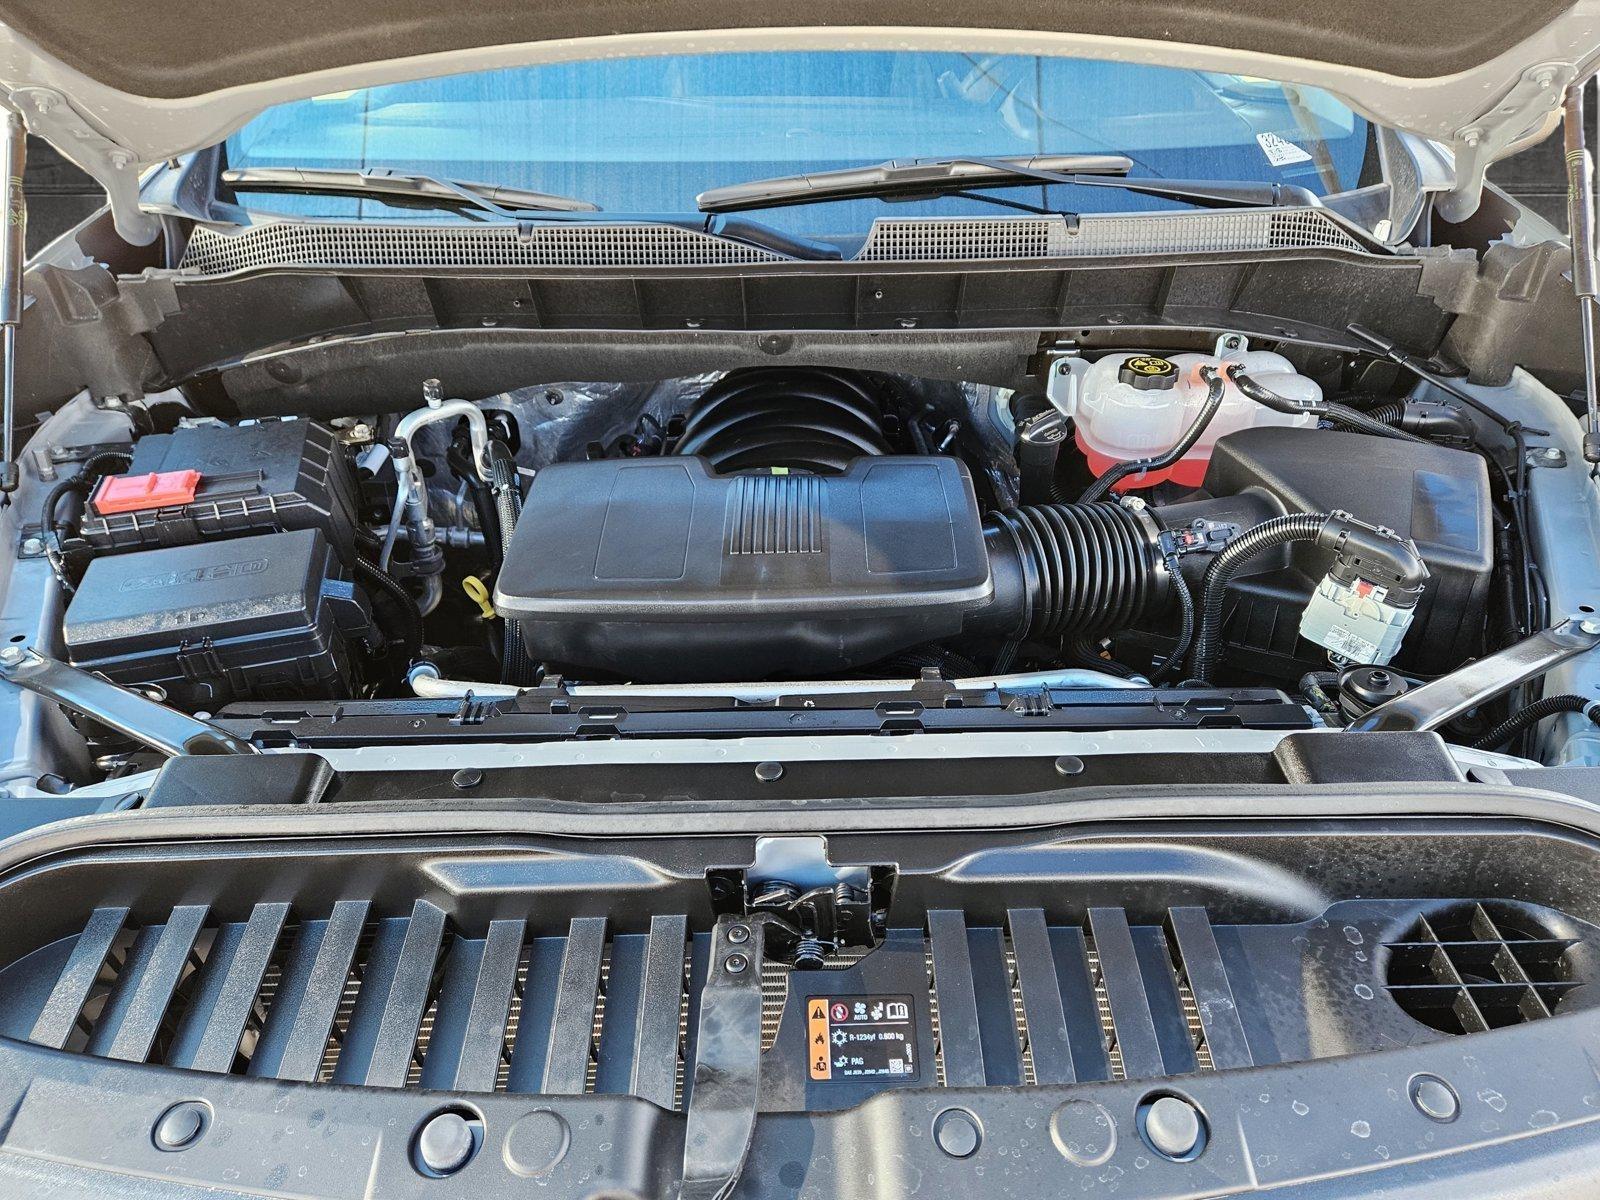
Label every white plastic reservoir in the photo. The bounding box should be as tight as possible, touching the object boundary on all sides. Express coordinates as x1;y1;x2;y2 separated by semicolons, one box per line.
1048;337;1320;490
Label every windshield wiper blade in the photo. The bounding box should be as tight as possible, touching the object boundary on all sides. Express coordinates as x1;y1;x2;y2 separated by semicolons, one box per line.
698;154;1128;212
221;166;601;215
697;154;1318;214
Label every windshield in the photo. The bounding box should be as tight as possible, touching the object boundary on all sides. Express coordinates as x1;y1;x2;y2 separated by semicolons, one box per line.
224;52;1372;237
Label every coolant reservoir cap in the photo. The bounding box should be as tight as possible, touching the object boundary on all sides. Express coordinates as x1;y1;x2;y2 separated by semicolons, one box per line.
1118;356;1179;391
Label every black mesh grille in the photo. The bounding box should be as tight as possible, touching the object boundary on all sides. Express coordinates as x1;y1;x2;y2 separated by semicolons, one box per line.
1384;902;1580;1034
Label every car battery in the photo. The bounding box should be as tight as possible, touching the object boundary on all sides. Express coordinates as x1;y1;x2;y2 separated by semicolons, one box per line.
62;528;379;709
78;418;363;562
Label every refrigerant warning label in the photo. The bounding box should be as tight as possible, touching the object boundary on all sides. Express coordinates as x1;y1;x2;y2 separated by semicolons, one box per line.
806;995;919;1082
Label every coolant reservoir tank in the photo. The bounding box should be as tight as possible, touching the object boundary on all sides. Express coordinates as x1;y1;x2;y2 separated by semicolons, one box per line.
1049;338;1320;490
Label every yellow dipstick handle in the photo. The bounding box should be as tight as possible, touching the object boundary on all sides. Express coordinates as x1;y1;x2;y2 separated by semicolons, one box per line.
462;576;496;619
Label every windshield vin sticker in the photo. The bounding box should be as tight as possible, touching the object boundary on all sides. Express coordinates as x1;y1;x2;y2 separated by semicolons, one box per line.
806;995;919;1082
1255;131;1314;167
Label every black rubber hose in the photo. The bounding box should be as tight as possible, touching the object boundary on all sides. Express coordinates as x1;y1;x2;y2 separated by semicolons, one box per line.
487;441;535;685
354;556;424;665
1366;402;1406;425
1323;401;1430;443
1190;512;1331;682
40;450;132;538
1148;553;1193;684
986;502;1166;640
1471;694;1600;751
1229;368;1428;445
1079;368;1226;503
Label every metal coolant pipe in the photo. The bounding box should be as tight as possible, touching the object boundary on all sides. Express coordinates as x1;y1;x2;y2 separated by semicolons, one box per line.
407;662;1148;701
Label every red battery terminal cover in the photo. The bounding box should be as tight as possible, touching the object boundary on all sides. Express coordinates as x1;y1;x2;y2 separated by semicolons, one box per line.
91;470;202;515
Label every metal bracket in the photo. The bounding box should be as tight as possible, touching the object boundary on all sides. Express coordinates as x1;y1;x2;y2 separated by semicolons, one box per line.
680;916;770;1200
1347;617;1600;733
1527;445;1569;469
6;88;159;246
1437;62;1574;224
0;646;256;755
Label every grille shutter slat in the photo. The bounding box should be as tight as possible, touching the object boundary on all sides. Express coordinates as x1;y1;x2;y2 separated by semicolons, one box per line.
249;900;369;1082
83;925;164;1059
167;902;289;1072
1049;925;1113;1082
631;914;689;1110
28;906;128;1050
335;900;448;1087
927;910;985;1087
1167;906;1254;1070
1006;908;1077;1085
421;918;525;1092
1130;926;1198;1076
1087;908;1165;1079
504;938;569;1093
94;904;210;1064
593;933;648;1097
541;917;608;1095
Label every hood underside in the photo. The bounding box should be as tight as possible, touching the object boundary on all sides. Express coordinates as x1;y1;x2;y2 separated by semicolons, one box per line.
1;2;1599;240
0;0;1581;99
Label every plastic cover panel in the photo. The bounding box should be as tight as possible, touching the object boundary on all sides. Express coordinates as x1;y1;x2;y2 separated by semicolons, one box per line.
857;208;1368;260
180;220;787;274
179;209;1372;276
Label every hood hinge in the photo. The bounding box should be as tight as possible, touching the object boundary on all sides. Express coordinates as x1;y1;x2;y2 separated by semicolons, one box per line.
1437;61;1575;223
6;87;159;245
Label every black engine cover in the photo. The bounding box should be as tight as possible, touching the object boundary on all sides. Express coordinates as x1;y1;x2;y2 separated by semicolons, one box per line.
494;456;992;681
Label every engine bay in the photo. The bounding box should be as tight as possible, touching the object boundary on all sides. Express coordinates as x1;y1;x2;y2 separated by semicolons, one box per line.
23;330;1548;780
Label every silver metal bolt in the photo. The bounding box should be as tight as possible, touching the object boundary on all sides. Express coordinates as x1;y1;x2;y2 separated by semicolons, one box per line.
724;952;749;974
422;378;443;406
1581;618;1600;636
0;646;24;665
20;537;42;556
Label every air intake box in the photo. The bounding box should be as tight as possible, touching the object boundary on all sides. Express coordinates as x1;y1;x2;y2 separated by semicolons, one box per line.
1197;426;1494;676
494;457;993;680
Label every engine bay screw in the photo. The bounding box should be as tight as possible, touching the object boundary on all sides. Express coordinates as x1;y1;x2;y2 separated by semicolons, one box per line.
724;952;749;974
1582;618;1600;636
19;536;40;556
153;1101;208;1151
726;924;750;944
0;646;23;665
754;761;784;782
451;767;483;789
1054;755;1085;776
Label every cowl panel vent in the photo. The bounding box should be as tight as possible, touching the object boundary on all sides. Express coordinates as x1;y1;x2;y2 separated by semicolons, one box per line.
1384;902;1581;1034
